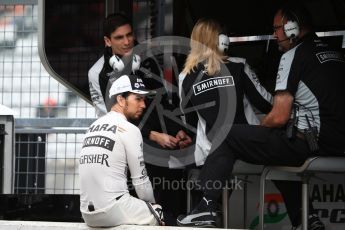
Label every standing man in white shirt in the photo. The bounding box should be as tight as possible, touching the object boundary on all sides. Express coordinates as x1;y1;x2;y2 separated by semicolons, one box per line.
79;75;164;227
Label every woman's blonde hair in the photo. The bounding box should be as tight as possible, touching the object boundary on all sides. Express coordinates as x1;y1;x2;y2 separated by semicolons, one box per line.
182;18;227;76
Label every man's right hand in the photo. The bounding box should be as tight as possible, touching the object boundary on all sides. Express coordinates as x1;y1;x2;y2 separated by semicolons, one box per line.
149;131;179;149
176;130;192;149
146;202;165;226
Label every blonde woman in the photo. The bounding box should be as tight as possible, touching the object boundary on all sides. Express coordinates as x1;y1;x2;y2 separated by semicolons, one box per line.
177;18;272;227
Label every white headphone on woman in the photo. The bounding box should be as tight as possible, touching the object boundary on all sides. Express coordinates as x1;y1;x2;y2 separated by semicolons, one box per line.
109;54;141;72
218;34;230;53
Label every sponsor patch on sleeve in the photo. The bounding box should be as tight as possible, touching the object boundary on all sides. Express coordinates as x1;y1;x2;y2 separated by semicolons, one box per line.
140;168;148;179
316;51;345;64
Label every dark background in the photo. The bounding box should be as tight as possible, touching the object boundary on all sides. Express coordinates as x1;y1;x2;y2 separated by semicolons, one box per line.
42;0;345;101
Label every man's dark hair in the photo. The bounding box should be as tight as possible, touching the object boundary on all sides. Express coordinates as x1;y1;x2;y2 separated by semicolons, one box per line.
103;13;132;38
280;2;313;31
106;91;130;111
120;92;130;99
112;92;130;103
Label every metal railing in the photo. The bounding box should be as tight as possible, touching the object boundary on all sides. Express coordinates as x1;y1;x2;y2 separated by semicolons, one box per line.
1;1;97;195
0;2;97;119
14;118;95;194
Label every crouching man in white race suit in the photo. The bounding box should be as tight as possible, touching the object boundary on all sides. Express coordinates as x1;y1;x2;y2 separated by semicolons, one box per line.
79;74;163;227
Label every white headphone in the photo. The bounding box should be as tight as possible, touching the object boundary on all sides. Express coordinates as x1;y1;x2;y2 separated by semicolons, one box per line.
218;34;230;53
283;13;300;38
109;54;141;72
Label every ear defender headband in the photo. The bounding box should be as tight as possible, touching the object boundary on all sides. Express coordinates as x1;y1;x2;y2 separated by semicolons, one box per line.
109;54;141;72
218;33;230;53
282;11;300;38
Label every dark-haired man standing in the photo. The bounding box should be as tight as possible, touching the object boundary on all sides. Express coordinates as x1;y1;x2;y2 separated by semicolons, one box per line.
88;13;187;147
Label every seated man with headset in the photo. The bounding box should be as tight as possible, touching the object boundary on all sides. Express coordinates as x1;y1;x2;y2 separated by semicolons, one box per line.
89;12;191;150
178;3;345;230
